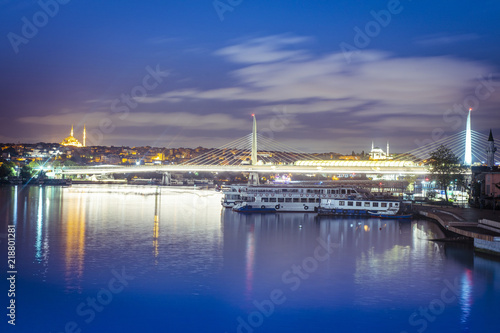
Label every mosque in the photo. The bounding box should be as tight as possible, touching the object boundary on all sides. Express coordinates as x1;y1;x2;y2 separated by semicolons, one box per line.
60;125;86;147
369;141;392;160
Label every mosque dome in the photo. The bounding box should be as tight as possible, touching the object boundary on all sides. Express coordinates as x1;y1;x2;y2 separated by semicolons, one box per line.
60;125;85;147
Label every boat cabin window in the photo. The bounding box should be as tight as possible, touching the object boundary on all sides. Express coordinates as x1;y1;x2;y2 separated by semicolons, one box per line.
278;198;284;203
389;203;393;207
293;198;300;203
341;189;346;194
347;201;353;206
301;198;307;203
395;203;399;207
308;198;315;203
262;198;269;202
356;202;362;207
372;202;379;207
339;201;345;206
316;198;320;203
270;198;276;202
381;203;387;207
285;198;292;203
364;202;370;207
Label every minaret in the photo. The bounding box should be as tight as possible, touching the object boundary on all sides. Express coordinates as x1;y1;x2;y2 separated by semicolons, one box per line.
371;141;374;151
486;129;497;168
83;125;86;147
386;141;389;159
70;125;74;137
465;108;472;165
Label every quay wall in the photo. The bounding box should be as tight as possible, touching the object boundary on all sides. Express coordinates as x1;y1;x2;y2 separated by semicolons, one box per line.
474;238;500;255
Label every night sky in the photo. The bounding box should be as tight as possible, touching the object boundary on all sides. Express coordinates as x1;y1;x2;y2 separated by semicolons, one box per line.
1;0;499;153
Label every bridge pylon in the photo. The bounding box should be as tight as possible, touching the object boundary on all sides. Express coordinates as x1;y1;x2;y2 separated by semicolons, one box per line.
249;114;260;185
161;172;171;186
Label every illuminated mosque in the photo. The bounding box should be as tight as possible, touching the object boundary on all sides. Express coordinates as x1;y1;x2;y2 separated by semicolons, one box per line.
60;125;86;147
369;141;392;160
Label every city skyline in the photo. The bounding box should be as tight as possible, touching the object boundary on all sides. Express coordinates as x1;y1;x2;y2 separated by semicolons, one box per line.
1;0;500;154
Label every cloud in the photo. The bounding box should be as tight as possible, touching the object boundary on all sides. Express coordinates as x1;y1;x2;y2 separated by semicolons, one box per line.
215;34;312;64
415;33;480;46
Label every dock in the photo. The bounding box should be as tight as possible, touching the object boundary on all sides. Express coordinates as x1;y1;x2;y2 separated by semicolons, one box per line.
416;204;500;256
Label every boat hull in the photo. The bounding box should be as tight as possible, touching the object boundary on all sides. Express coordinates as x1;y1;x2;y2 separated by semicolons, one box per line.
233;205;276;213
368;213;413;219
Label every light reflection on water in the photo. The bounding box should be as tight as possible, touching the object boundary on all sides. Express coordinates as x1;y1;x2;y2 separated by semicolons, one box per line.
0;185;499;333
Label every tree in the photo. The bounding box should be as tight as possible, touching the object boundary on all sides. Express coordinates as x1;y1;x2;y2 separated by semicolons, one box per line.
19;165;34;180
427;145;467;202
402;174;418;192
0;161;16;179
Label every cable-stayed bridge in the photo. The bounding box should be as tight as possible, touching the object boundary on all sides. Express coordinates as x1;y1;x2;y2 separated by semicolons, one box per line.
52;115;497;179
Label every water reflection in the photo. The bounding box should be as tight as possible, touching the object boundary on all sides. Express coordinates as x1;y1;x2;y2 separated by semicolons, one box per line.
460;269;473;326
64;191;86;292
35;186;43;262
12;185;17;225
245;224;255;300
2;186;500;332
153;187;160;263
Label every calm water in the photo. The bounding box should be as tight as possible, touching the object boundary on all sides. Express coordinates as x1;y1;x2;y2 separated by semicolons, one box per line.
1;185;499;333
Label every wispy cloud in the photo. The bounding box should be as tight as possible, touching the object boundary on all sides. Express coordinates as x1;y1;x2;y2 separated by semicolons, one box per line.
415;33;479;46
215;34;312;64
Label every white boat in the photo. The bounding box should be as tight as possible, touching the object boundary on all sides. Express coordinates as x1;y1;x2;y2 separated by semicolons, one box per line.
317;198;401;216
225;184;370;212
221;185;245;208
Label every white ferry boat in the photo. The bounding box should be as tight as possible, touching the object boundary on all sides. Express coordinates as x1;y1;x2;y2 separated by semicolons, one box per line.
226;184;370;212
221;185;245;208
317;198;402;217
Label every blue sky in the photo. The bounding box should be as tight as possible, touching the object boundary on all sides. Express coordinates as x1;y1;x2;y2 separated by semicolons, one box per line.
1;0;499;154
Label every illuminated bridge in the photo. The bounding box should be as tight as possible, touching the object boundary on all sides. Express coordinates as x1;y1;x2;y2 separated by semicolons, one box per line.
51;113;494;183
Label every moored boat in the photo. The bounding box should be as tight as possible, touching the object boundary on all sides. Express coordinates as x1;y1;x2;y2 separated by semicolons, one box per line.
223;184;369;212
232;203;276;213
317;198;403;217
